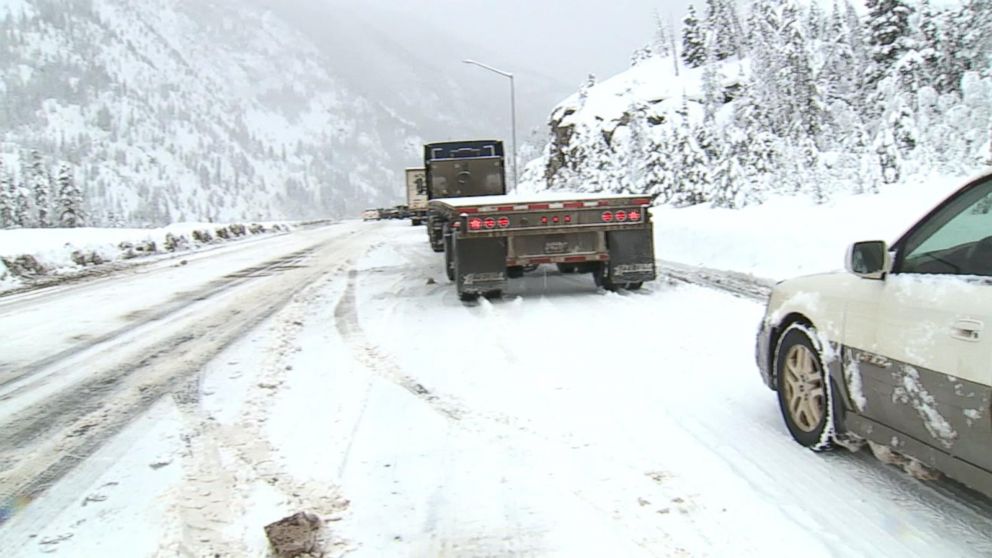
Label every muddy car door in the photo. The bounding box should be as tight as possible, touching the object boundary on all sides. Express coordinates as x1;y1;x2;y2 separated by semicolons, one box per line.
855;175;992;468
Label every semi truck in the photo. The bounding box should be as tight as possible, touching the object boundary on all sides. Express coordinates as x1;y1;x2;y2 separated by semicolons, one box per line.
405;167;428;225
422;140;656;301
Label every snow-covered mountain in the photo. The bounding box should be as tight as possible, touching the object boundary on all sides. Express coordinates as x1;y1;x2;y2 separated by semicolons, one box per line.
527;0;991;207
0;0;559;226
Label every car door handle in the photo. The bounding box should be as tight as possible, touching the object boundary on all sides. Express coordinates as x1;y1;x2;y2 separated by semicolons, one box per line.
951;318;984;342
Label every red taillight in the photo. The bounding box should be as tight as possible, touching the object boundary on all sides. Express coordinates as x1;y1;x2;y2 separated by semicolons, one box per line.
616;210;627;222
552;216;560;224
468;218;482;231
629;210;641;222
498;216;510;228
484;217;496;229
541;216;549;225
564;215;573;223
602;211;614;223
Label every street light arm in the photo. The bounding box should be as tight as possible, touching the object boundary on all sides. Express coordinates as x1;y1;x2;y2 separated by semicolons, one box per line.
462;59;513;78
462;58;518;193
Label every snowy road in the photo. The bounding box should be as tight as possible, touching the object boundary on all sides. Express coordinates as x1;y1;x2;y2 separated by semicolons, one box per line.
2;221;992;556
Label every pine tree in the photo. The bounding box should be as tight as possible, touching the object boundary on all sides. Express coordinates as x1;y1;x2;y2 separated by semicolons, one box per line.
642;130;673;201
710;127;750;208
0;161;13;228
682;5;706;68
704;0;740;61
56;163;84;227
916;1;945;91
14;183;30;227
578;74;596;105
865;0;915;81
653;12;671;57
781;1;824;140
29;150;50;227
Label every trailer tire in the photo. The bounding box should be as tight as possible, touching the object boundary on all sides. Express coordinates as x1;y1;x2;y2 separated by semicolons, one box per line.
593;264;619;292
444;229;455;281
459;292;479;302
556;263;578;274
626;282;643;290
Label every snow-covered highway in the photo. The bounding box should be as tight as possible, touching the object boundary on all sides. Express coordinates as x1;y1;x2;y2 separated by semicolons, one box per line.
2;220;992;557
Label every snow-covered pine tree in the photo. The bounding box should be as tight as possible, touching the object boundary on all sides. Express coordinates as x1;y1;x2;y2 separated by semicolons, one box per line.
916;0;946;91
781;1;824;141
953;0;992;81
704;0;740;61
653;12;671;58
806;0;824;41
578;74;596;105
682;5;706;68
820;2;861;110
710;126;750;209
29;150;51;228
0;161;13;228
57;163;84;227
865;0;915;82
641;130;672;201
625;100;648;193
701;58;722;125
875;129;902;184
14;182;31;227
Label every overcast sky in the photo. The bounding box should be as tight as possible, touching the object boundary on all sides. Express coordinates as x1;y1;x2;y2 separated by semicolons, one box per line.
339;0;698;90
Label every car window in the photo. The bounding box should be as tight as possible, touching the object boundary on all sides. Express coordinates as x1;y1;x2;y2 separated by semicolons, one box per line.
901;178;992;276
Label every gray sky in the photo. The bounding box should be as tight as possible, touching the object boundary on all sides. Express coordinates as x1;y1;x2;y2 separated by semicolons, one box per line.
344;0;698;91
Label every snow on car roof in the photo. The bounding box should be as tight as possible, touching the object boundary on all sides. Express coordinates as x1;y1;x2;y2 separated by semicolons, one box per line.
431;192;651;207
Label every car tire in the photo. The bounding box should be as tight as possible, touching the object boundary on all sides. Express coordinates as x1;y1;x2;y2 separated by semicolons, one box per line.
774;323;835;452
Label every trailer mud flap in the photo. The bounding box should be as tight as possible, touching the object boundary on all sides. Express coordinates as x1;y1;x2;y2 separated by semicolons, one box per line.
607;230;656;283
455;235;507;295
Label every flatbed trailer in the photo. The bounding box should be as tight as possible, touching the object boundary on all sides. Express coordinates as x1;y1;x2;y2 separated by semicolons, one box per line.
429;192;656;300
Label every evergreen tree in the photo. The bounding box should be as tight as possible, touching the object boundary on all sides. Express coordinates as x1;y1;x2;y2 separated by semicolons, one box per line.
642;130;673;200
0;161;13;228
953;0;992;81
781;1;824;140
578;74;596;105
682;5;706;68
653;12;671;58
710;127;750;208
57;163;84;227
916;1;946;91
865;0;915;81
704;0;740;61
29;150;50;227
14;183;30;227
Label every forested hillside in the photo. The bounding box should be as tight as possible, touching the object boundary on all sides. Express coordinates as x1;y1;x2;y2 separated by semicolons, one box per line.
536;0;992;207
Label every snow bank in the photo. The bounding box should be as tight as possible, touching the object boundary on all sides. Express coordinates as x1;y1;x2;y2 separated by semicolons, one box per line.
0;221;292;293
652;171;971;280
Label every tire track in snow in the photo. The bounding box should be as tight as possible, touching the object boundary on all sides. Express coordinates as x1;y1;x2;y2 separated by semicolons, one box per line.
164;286;349;557
334;268;463;422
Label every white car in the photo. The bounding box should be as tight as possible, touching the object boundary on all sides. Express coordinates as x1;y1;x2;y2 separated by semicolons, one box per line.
756;171;992;497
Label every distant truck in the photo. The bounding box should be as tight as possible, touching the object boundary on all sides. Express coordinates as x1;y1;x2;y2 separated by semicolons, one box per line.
362;209;379;221
405;168;428;225
422;140;656;300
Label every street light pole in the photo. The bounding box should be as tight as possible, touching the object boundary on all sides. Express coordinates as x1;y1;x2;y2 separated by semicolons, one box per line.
462;59;517;193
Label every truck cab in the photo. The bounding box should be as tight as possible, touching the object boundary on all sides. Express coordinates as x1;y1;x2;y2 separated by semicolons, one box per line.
424;140;506;251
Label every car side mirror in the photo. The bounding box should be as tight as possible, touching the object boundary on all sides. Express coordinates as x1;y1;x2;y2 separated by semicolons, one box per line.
846;240;891;280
